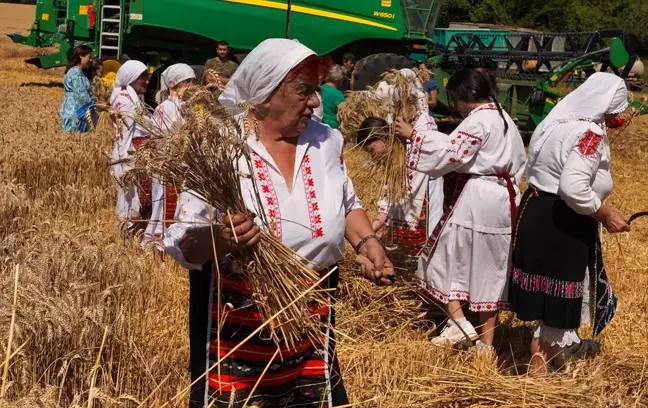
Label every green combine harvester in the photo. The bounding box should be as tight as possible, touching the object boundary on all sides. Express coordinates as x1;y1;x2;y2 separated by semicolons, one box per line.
9;0;644;132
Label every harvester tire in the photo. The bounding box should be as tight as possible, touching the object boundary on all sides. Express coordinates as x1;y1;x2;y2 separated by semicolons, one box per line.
353;53;415;91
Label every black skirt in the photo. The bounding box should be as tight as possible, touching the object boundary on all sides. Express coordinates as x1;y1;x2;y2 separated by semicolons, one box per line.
508;186;597;330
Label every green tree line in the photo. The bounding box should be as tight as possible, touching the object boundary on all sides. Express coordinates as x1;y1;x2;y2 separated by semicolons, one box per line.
438;0;648;53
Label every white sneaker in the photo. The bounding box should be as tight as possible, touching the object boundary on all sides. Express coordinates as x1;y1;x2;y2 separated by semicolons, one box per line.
474;340;496;358
431;319;479;347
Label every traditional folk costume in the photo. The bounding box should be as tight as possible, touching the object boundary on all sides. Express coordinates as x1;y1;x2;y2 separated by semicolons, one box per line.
164;39;357;408
110;61;152;230
375;69;445;265
377;112;444;264
509;73;626;346
143;64;195;250
412;103;526;313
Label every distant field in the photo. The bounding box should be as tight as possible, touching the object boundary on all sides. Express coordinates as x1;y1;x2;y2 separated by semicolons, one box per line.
0;3;34;33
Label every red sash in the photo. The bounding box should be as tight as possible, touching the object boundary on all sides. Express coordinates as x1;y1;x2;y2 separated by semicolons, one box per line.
164;182;180;228
131;138;152;208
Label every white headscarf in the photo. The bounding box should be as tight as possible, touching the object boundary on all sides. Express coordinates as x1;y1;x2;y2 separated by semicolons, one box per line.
529;72;628;164
110;60;148;105
399;68;424;91
161;63;196;92
374;68;427;119
400;68;429;115
218;38;315;114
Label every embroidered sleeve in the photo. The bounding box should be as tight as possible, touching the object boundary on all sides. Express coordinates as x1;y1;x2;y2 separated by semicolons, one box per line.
577;129;603;157
118;102;136;132
116;98;138;132
163;190;220;270
558;129;605;215
409;121;483;178
153;105;166;129
407;130;426;171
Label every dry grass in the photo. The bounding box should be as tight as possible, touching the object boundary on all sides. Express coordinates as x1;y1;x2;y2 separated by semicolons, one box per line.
0;4;647;407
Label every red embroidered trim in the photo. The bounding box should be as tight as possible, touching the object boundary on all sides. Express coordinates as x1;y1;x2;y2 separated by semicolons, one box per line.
472;103;500;113
578;130;603;157
131;138;152;207
457;131;483;141
252;152;282;240
426;117;436;130
511;268;584;299
407;131;426;193
301;154;324;238
446;131;482;164
153;108;165;128
417;278;509;312
164;182;180;229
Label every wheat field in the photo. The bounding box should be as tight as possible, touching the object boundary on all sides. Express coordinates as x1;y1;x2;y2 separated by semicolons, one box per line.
1;4;648;407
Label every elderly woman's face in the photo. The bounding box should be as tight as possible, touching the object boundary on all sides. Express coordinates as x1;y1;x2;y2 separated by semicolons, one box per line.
266;76;320;136
131;71;150;95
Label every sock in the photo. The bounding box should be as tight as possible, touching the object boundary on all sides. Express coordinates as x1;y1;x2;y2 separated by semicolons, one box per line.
455;317;467;325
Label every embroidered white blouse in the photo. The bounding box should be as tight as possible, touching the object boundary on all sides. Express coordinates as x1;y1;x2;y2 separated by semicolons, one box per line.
163;120;363;270
112;89;151;160
409;103;527;233
527;122;612;215
377;112;443;229
144;97;184;238
153;96;183;130
110;89;151;174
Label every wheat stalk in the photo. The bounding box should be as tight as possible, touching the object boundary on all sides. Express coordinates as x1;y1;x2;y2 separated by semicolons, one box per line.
86;326;108;408
0;265;19;401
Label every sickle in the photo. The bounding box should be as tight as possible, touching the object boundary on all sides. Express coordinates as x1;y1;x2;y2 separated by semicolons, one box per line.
629;212;648;224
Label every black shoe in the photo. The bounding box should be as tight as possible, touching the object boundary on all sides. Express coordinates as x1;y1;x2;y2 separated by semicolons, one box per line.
553;339;601;369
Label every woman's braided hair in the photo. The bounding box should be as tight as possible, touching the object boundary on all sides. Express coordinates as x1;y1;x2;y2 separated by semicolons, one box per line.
446;68;509;135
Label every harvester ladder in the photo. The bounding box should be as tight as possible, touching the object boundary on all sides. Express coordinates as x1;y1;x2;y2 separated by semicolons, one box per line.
99;0;124;59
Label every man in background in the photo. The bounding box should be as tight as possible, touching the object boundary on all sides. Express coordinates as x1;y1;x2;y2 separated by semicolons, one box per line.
342;52;355;92
204;41;238;85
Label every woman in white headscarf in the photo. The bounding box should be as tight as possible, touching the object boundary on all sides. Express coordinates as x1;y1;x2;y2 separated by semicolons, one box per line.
142;64;196;250
162;39;395;408
509;72;630;375
110;60;152;232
